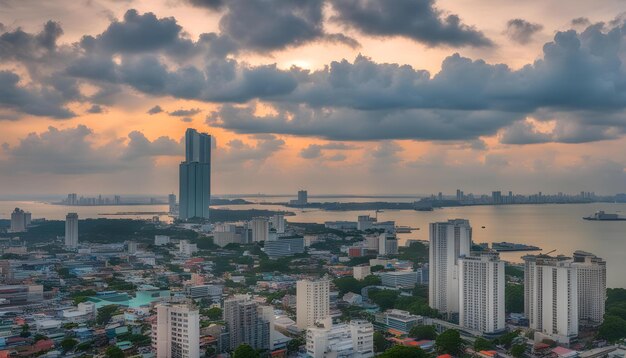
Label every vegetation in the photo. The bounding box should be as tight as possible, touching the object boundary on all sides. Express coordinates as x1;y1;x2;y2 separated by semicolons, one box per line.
378;345;428;358
473;337;494;352
368;288;438;317
96;304;118;325
373;331;390;352
505;265;524;279
511;344;527;358
60;338;78;352
287;337;305;353
494;331;520;349
233;344;259;358
398;242;429;265
598;288;626;342
506;284;524;313
409;325;437;340
333;275;381;295
105;346;125;358
203;307;223;321
435;329;464;355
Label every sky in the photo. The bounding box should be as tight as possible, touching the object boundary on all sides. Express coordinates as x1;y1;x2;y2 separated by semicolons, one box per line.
0;0;625;197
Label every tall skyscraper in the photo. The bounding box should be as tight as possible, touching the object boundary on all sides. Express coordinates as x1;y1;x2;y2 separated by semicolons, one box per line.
298;190;308;205
222;295;270;351
572;251;606;326
168;194;177;215
459;252;505;334
429;219;472;316
152;303;200;358
179;128;211;220
378;233;398;255
251;217;270;242
524;255;578;344
297;278;330;330
10;208;27;233
270;214;285;234
65;213;79;249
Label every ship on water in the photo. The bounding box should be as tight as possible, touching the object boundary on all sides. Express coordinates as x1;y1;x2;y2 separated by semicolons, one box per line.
583;210;626;221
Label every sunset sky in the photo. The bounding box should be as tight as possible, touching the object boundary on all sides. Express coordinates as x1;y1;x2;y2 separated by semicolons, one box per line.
1;0;625;197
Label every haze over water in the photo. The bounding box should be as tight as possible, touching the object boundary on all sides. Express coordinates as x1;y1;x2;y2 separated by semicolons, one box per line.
2;199;625;288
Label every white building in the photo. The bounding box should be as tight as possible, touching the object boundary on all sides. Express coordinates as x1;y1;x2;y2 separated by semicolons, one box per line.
152;303;200;358
270;214;286;234
357;216;375;231
223;295;270;351
186;284;223;300
458;252;505;335
353;266;371;280
378;234;398;255
264;238;305;258
179;128;211;220
297;278;330;330
380;271;419;288
428;219;471;315
251;217;270;242
572;251;606;326
179;240;198;256
65;213;79;249
61;302;96;323
127;241;138;254
524;255;578;344
306;318;374;358
154;235;170;246
9;208;28;233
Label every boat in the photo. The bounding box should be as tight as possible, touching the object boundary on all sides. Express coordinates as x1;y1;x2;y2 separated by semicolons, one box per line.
492;242;541;252
583;211;626;221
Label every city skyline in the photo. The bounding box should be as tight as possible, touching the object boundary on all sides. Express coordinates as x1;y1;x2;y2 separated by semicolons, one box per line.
1;0;626;196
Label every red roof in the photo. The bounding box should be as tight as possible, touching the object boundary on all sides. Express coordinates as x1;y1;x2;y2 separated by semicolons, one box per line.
438;354;453;358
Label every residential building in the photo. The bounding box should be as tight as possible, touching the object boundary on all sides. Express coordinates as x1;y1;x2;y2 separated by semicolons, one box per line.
353;266;371;280
306;318;374;358
186;285;223;300
0;285;43;305
357;215;375;231
179;128;211;220
168;194;177;215
524;255;578;344
152;303;200;358
572;251;606;326
222;295;270;351
251;217;270;242
270;214;286;234
297;278;330;330
155;235;170;246
378;234;398;255
0;260;13;283
179;240;198;256
127;241;138;254
264;237;305;258
380;271;420;288
65;213;79;249
429;219;472;315
458;252;505;335
10;208;28;232
374;309;423;335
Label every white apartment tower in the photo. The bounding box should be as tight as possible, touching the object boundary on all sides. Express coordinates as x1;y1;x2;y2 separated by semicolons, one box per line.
10;208;27;233
297;278;330;330
429;219;472;315
65;213;79;249
270;214;286;234
222;295;270;351
179;128;211;220
572;251;606;326
152;303;200;358
378;234;398;255
251;217;270;242
524;255;579;344
458;252;505;334
306;318;374;358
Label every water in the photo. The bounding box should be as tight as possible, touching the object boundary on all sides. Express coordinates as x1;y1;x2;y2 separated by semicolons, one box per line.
2;200;625;287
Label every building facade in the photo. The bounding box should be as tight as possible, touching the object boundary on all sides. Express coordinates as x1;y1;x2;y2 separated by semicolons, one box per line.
65;213;79;249
572;251;606;326
428;219;472;315
251;217;270;242
179;128;211;220
152;303;200;358
297;278;330;330
222;295;270;351
306;318;374;358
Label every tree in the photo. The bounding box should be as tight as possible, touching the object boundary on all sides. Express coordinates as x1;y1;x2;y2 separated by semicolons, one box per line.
435;329;463;355
105;346;124;358
473;337;493;352
373;331;390;353
20;324;30;337
76;341;93;352
334;277;362;295
598;316;626;342
205;307;223;321
368;289;399;310
33;334;48;342
506;284;524;313
287;337;305;353
233;344;259;358
97;304;118;325
60;338;78;352
362;275;382;286
511;344;526;358
495;331;519;349
378;345;427;358
409;325;437;340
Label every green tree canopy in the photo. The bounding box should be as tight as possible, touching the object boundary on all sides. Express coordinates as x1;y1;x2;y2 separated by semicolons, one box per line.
373;331;390;353
233;344;259;358
506;284;524;313
409;325;437;340
435;329;463;355
97;304;118;325
105;345;124;358
205;307;223;321
511;344;526;358
378;345;428;358
473;337;493;352
60;338;78;352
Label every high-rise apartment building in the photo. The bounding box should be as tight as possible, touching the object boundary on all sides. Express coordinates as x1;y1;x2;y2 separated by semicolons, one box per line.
65;213;79;249
297;278;330;330
222;295;270;351
251;217;270;242
179;128;211;220
572;251;606;326
10;208;28;233
524;255;578;344
458;252;505;335
378;234;398;255
152;303;200;358
306;318;374;358
270;214;285;234
298;190;308;205
168;194;177;215
429;219;472;315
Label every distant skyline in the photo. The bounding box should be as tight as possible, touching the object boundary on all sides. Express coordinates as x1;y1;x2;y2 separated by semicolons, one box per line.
1;0;626;196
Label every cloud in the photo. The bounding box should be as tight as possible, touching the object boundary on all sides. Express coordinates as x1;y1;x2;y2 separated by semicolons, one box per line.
147;105;163;114
0;71;75;119
86;104;104;114
1;125;181;175
187;0;224;10
571;17;591;27
499;117;623;145
505;19;543;44
215;134;285;171
299;142;358;159
168;108;201;117
330;0;492;47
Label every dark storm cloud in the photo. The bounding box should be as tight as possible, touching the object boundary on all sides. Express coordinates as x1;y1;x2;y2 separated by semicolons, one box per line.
147;105;163;114
330;0;493;47
168;108;201;117
1;125;181;174
86;104;104;113
0;71;75;119
299;142;358;159
505;19;543;44
0;20;64;61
